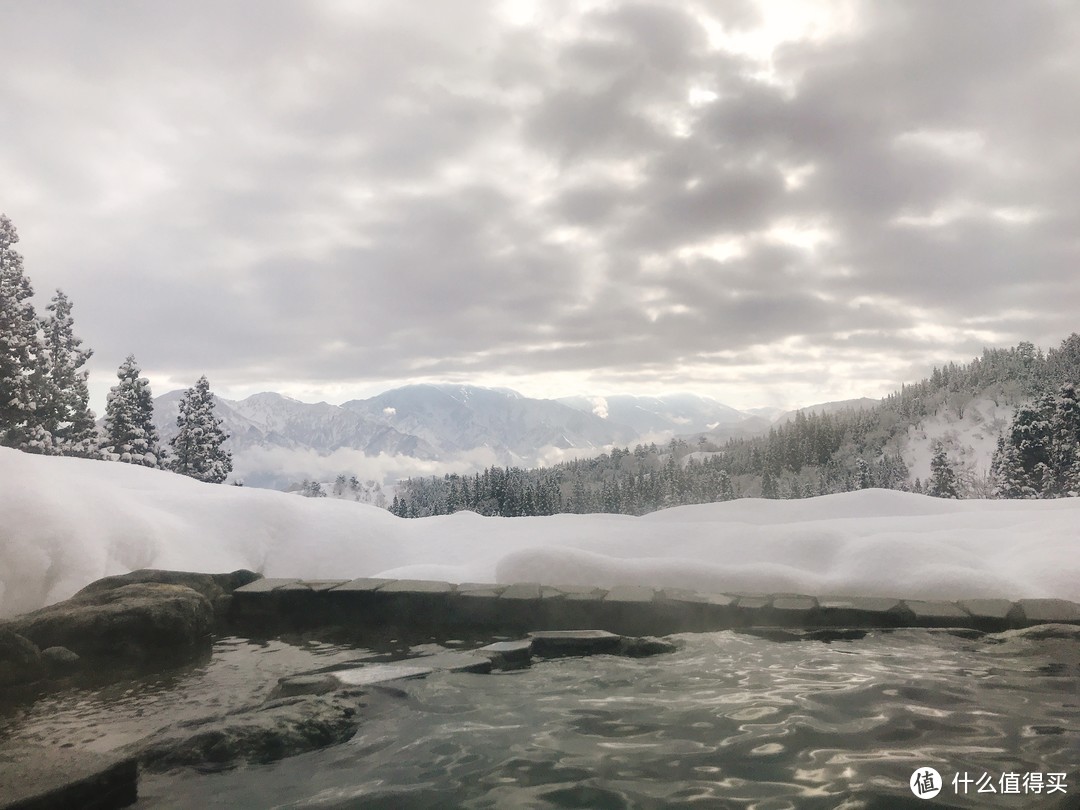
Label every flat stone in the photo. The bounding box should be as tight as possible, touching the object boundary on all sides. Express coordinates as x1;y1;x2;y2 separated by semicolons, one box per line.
735;596;771;609
819;596;902;612
528;630;623;657
772;596;818;611
234;578;302;594
457;583;506;596
415;652;492;674
546;584;605;597
330;578;394;592
378;580;455;594
499;583;542;600
604;586;655;604
478;639;533;667
331;663;435;687
540;587;566;599
275;582;313;592
0;745;138;810
660;588;708;604
901;600;973;626
305;581;349;592
274;674;340;697
563;591;606;602
1016;599;1080;624
958;599;1014;619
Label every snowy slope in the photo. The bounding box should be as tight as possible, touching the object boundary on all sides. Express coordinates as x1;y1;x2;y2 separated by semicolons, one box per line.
2;447;1077;617
901;398;1014;491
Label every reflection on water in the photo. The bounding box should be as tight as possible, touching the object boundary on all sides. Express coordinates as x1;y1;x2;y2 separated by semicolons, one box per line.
4;630;1079;809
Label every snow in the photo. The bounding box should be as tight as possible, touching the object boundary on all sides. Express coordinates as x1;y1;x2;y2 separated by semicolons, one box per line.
1;446;1078;617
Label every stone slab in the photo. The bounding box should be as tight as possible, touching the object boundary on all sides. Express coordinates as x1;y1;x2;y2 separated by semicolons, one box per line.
528;629;623;657
958;599;1015;620
545;584;605;597
275;582;313;592
378;580;455;594
305;580;349;592
604;586;655;604
500;583;542;600
563;591;607;602
1015;599;1080;625
818;596;902;612
233;578;301;594
329;578;394;592
0;745;138;810
735;596;771;609
415;652;493;674
332;663;435;687
900;600;974;627
274;674;340;697
478;639;533;667
457;583;506;596
772;596;818;612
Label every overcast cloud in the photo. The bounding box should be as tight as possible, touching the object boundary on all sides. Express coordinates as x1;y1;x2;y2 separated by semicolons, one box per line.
3;0;1078;411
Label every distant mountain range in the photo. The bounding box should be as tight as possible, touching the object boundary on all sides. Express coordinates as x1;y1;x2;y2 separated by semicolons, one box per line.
151;383;876;488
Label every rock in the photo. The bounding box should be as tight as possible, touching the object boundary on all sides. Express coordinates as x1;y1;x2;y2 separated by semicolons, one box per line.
0;744;138;810
617;636;679;657
528;630;623;657
74;569;261;623
132;691;367;772
987;623;1080;643
41;645;81;673
6;583;214;664
0;628;44;687
478;639;533;669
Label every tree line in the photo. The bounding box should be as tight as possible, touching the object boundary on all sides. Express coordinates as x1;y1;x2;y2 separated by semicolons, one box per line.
0;214;232;483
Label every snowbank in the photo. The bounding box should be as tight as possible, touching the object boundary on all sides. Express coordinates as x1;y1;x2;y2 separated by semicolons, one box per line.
1;447;1078;617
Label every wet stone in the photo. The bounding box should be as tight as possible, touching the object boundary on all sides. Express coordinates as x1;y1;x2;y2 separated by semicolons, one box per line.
478;639;533;669
546;584;604;598
529;630;623;657
735;596;771;610
500;583;542;600
378;580;455;594
415;652;493;674
274;674;340;698
900;600;974;627
458;583;506;597
772;596;817;612
332;663;436;687
234;578;302;594
275;582;313;592
1016;599;1080;625
305;581;348;592
604;586;655;604
0;745;138;810
330;578;394;592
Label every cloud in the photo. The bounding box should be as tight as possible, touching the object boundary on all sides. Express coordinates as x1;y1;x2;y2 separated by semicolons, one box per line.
2;0;1078;412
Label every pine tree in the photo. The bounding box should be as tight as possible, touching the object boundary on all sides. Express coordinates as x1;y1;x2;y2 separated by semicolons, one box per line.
168;376;232;483
0;215;46;449
855;458;873;489
760;467;778;499
1051;383;1080;496
38;290;99;456
927;443;960;498
102;355;163;467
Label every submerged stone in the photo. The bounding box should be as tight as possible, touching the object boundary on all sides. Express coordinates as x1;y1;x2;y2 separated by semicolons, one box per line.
617;636;679;657
0;629;44;688
478;639;533;669
0;744;138;810
529;630;623;657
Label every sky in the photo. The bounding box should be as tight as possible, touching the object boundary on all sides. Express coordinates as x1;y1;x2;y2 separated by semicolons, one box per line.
3;0;1078;414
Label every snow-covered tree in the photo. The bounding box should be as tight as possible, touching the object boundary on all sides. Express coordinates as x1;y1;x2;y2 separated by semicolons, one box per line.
38;290;99;456
168;376;231;483
1051;382;1080;496
927;443;960;498
855;457;873;489
102;355;163;467
0;215;45;449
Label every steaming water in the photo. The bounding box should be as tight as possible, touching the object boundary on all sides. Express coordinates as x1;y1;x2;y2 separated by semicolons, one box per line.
3;631;1078;809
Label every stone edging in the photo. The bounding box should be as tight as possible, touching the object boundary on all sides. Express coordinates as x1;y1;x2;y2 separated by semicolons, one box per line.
231;578;1080;637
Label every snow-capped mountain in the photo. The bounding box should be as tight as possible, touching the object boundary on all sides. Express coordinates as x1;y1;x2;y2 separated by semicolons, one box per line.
343;384;635;459
557;393;750;436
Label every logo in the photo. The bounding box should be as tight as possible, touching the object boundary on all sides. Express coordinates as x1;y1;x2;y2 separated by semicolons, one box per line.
911;767;943;799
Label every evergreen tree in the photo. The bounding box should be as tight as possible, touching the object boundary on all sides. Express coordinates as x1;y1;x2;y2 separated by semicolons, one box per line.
855;458;873;489
168;376;232;483
927;443;960;498
38;290;99;456
1051;383;1080;496
760;467;778;499
102;355;163;466
0;214;45;449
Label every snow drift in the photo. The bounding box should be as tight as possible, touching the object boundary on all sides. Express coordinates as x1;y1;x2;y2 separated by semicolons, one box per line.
1;447;1078;617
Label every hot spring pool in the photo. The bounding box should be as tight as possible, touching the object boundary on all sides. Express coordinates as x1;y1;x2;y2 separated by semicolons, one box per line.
3;629;1077;809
